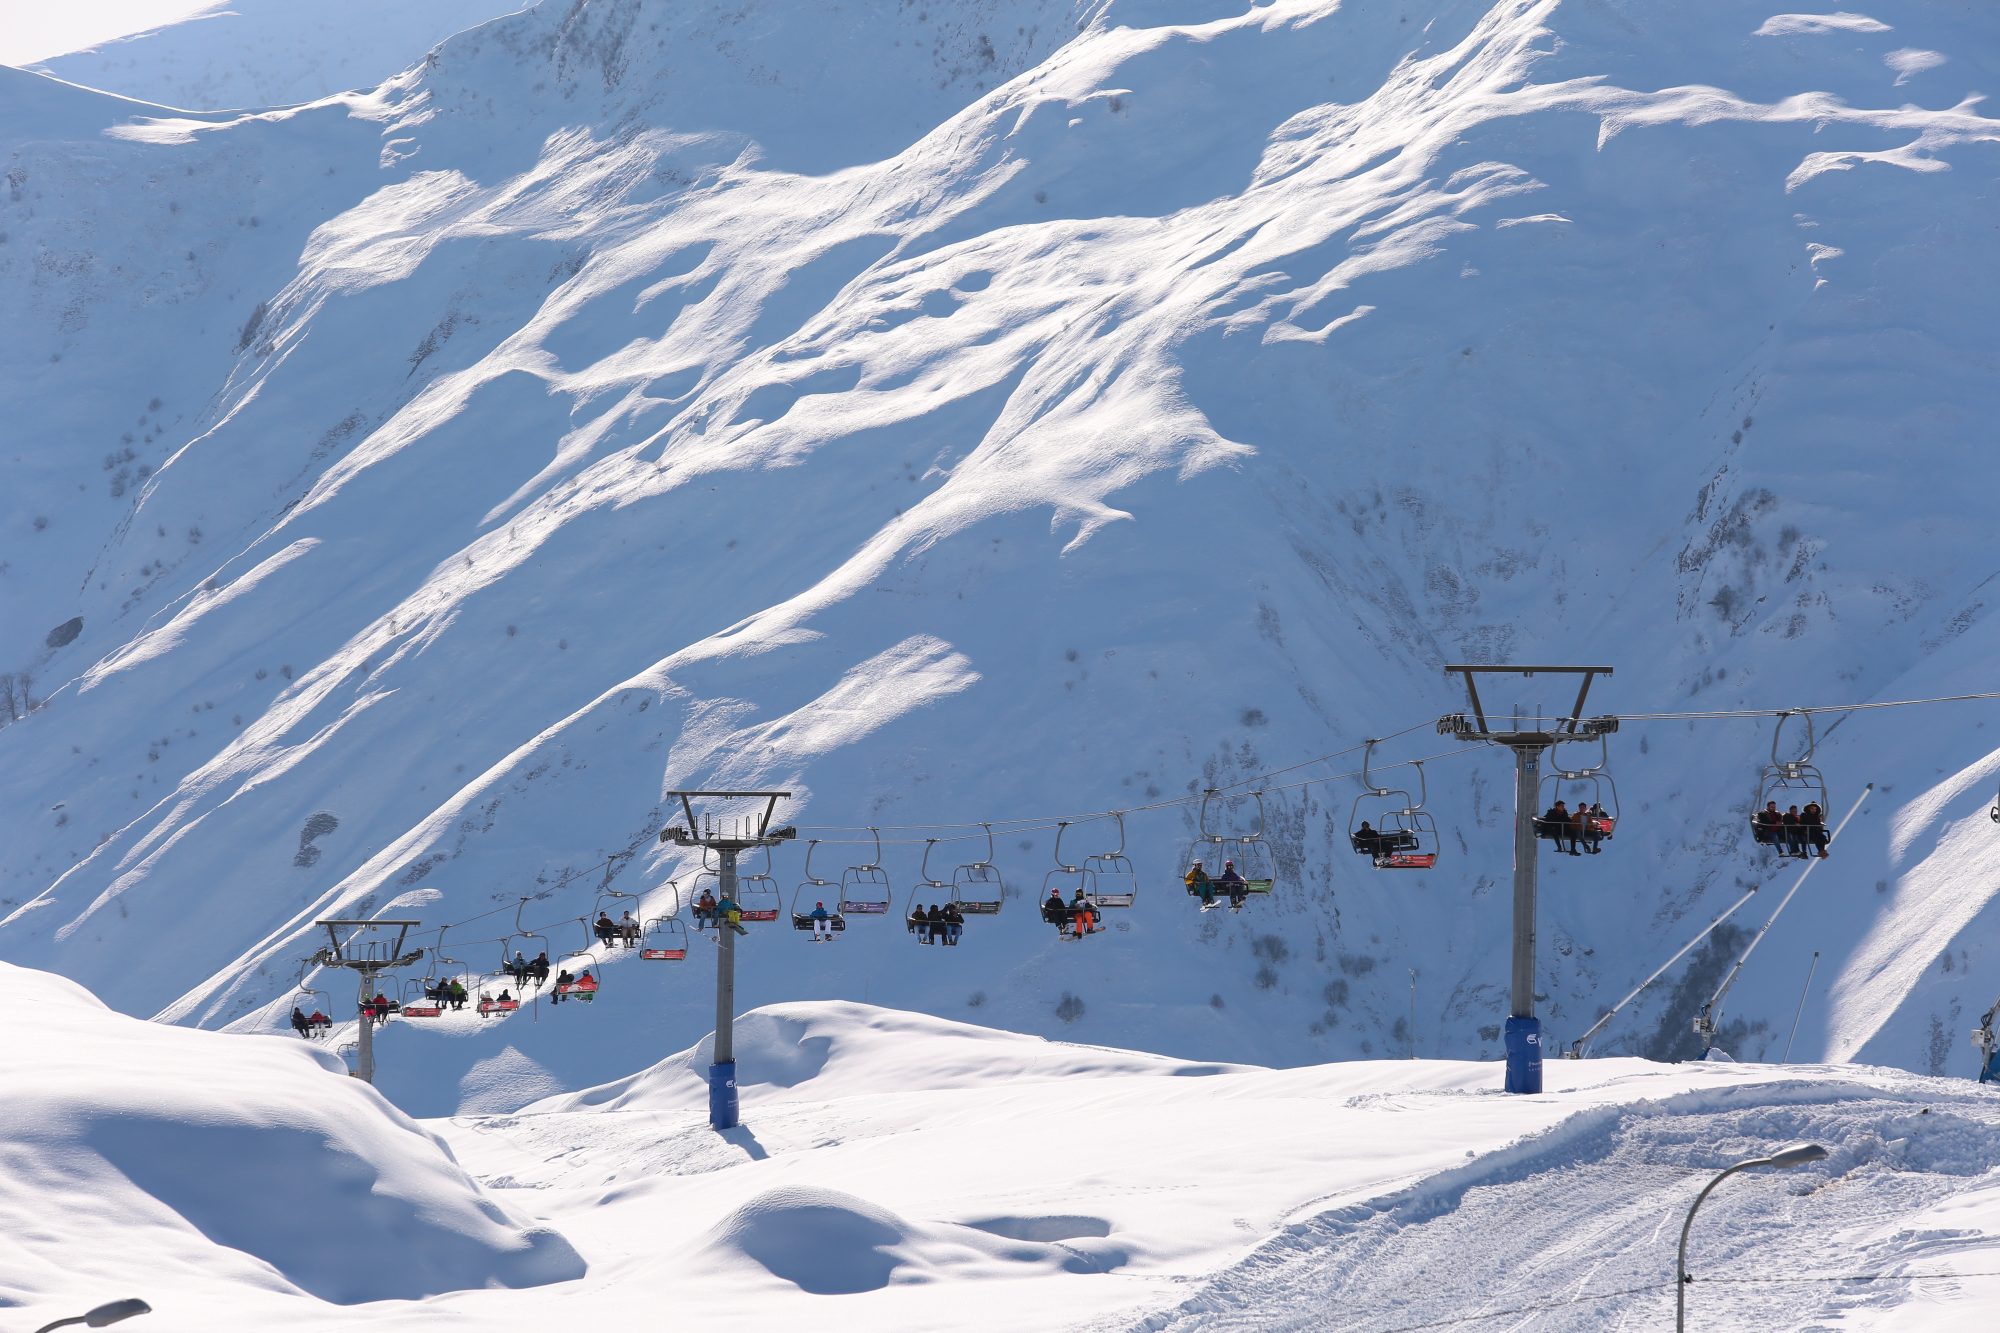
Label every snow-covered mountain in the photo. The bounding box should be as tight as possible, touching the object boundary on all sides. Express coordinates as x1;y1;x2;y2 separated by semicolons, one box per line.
5;0;2000;1115
29;0;532;111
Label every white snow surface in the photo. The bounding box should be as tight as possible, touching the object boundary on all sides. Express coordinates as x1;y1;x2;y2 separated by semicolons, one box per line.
0;961;582;1320
29;0;533;111
5;0;2000;1122
22;985;2000;1330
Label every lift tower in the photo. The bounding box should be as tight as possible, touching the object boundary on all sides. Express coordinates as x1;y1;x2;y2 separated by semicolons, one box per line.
660;790;795;1130
310;918;423;1085
1440;665;1615;1094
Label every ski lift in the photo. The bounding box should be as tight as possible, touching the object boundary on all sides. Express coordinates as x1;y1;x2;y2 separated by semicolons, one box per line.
791;839;847;936
903;840;966;944
1751;711;1831;860
358;973;400;1021
950;823;1006;915
1189;788;1279;890
1080;812;1137;908
1042;823;1103;936
594;888;642;949
837;828;893;917
1347;746;1436;870
501;898;550;976
401;976;445;1019
1532;734;1620;849
553;930;601;1002
640;882;690;959
293;960;332;1038
735;846;782;922
687;866;722;931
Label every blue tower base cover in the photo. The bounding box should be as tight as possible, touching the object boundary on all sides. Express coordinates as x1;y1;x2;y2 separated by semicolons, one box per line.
1981;1048;2000;1085
1504;1015;1543;1094
708;1060;739;1129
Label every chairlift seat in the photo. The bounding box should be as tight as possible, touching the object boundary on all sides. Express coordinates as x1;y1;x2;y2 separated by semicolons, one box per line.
477;999;520;1016
402;1004;444;1019
1093;891;1138;908
952;898;1002;915
1377;852;1436;870
640;946;687;961
739;907;780;923
791;913;847;933
839;899;889;915
555;980;599;996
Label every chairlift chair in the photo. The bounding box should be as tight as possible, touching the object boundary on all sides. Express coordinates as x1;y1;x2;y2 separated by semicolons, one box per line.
477;994;521;1017
904;840;967;945
949;823;1007;916
1190;789;1279;891
1077;813;1138;908
1532;735;1619;848
293;963;332;1038
594;888;643;949
791;840;847;937
553;947;601;1002
400;976;445;1019
1347;748;1436;869
357;975;400;1021
735;848;783;922
686;867;722;931
1042;829;1106;935
837;828;893;917
1750;711;1831;860
639;884;690;959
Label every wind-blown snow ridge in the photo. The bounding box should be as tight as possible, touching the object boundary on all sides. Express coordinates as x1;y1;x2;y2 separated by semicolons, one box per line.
5;0;2000;1111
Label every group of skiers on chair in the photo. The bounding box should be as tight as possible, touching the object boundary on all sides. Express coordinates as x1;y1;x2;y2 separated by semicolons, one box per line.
1184;859;1250;910
1536;799;1611;855
289;1007;333;1037
692;889;744;933
1043;887;1105;936
592;911;642;947
1754;800;1830;857
908;902;966;944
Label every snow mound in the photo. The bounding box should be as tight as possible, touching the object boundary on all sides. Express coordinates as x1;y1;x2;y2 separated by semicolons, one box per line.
0;963;583;1310
537;1000;1244;1113
698;1183;1100;1294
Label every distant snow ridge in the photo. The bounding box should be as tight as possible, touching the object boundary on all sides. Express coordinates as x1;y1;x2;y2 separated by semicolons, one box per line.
34;0;533;110
0;963;583;1308
5;0;2000;1115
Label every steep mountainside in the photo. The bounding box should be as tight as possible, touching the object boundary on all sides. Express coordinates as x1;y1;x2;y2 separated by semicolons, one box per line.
4;0;2000;1114
31;0;532;111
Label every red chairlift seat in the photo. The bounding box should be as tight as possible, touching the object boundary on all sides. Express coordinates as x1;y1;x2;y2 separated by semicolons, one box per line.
477;998;520;1017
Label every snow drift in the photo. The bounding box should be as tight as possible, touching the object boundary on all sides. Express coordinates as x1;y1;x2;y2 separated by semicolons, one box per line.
0;962;582;1315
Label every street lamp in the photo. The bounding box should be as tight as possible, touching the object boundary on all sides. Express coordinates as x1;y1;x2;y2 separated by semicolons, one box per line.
1677;1142;1828;1331
34;1298;152;1332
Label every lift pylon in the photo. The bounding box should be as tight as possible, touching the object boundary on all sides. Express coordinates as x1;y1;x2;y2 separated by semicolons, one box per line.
1441;664;1616;1094
660;791;795;1131
310;918;424;1085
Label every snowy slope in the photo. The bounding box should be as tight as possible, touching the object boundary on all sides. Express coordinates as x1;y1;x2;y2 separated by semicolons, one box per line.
4;0;2000;1113
0;962;581;1322
22;988;2000;1331
30;0;532;111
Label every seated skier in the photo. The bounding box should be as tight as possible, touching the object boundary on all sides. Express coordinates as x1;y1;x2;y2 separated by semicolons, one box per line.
594;913;618;946
1351;822;1380;856
291;1006;311;1038
808;900;835;942
1186;859;1215;905
1215;860;1249;908
1069;888;1097;937
1042;889;1070;931
1754;801;1784;846
1800;802;1829;857
942;902;963;946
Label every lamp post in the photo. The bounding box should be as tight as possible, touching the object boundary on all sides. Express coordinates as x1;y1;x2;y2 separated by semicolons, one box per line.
34;1297;151;1332
1677;1142;1828;1331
